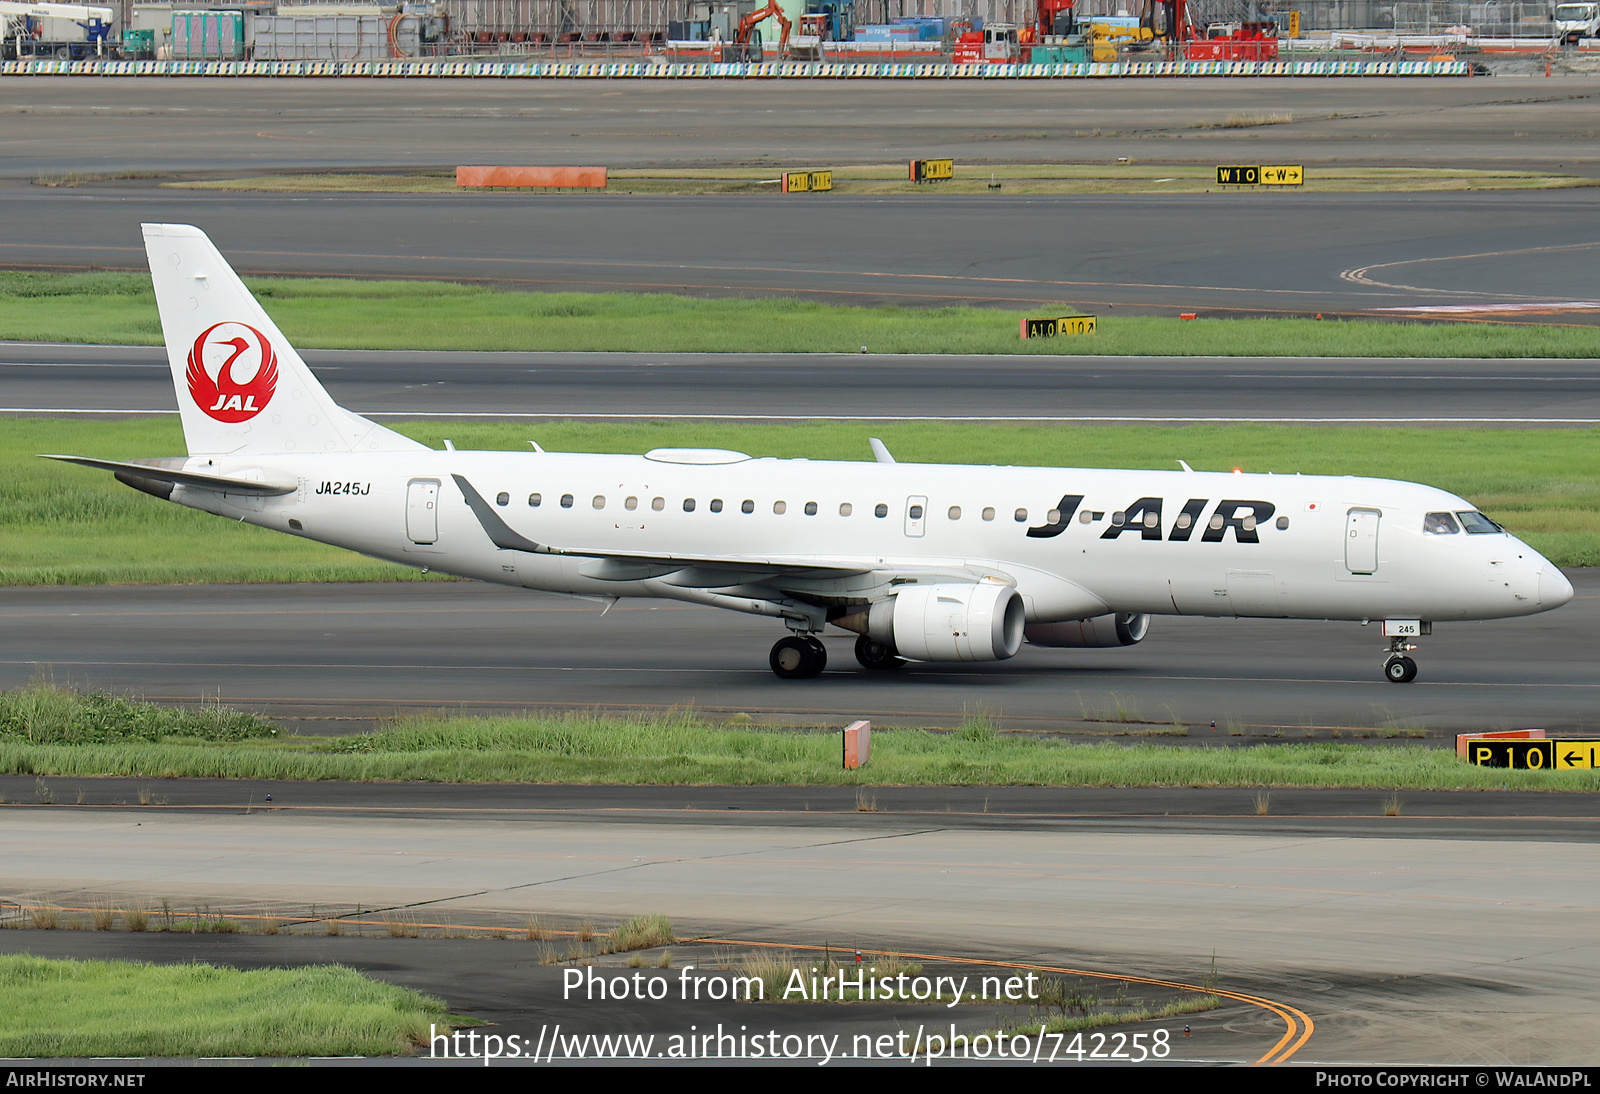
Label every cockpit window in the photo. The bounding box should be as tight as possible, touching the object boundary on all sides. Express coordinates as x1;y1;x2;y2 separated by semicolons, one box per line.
1456;511;1504;535
1423;512;1460;535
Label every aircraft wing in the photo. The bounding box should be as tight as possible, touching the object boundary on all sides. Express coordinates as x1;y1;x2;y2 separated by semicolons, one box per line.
452;473;1005;588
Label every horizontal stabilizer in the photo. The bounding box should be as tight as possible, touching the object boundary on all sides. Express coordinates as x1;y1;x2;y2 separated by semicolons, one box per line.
41;455;298;497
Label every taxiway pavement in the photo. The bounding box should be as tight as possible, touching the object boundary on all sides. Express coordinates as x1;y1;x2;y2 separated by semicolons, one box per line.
3;576;1595;733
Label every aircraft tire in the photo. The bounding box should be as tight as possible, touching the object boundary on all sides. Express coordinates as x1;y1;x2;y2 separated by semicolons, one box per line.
1384;656;1418;684
854;634;904;670
771;635;824;679
800;636;825;671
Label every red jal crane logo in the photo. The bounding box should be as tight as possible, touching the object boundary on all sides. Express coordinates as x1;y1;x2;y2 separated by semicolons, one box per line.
186;322;278;423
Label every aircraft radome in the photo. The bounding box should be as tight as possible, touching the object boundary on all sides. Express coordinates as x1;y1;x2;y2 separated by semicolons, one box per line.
46;225;1574;682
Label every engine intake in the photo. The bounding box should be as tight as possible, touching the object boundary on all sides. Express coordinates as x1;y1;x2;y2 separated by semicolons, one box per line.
892;582;1026;662
1024;613;1151;648
837;582;1026;662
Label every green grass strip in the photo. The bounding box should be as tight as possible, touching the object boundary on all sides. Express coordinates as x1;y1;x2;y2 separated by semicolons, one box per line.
5;417;1599;584
0;955;447;1057
4;271;1600;357
2;699;1593;790
0;681;277;743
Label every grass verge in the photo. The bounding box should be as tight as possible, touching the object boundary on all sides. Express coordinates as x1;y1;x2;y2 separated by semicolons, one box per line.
5;270;1600;357
6;417;1600;583
159;164;1600;196
0;691;1594;790
0;679;277;743
0;954;448;1057
1016;975;1223;1036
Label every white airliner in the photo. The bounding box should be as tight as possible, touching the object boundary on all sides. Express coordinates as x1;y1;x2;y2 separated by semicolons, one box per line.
48;224;1574;682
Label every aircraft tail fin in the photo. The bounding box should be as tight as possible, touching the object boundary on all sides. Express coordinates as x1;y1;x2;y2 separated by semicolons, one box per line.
141;223;426;457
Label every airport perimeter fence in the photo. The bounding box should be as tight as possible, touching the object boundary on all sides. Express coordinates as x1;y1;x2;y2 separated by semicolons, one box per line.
0;56;1472;76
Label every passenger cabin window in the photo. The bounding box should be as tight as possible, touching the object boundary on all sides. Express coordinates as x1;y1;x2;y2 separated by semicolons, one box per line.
651;497;665;511
1014;508;1028;523
982;507;995;521
874;504;888;518
1110;511;1126;526
773;501;787;515
908;504;923;520
948;506;961;520
742;500;755;514
839;502;853;517
805;502;818;516
1047;508;1061;525
1080;510;1093;524
1275;516;1290;530
592;495;606;510
561;494;574;509
1174;512;1191;530
1458;511;1503;535
710;499;723;513
528;493;542;508
496;492;510;507
625;496;638;511
683;498;696;512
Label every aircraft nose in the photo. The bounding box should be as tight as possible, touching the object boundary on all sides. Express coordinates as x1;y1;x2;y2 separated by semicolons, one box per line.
1539;566;1575;609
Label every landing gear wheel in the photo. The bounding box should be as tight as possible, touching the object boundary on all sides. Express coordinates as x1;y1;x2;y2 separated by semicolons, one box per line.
1384;655;1418;684
854;634;904;670
770;635;825;679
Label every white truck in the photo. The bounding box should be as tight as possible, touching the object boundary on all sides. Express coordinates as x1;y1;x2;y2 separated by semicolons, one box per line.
1555;2;1599;43
1;2;115;59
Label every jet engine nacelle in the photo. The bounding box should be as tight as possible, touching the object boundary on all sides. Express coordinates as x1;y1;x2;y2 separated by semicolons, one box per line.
1024;613;1151;648
882;582;1027;662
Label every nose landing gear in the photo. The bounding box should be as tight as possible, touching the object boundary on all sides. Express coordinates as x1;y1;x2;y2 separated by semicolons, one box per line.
1377;620;1429;683
1383;636;1419;684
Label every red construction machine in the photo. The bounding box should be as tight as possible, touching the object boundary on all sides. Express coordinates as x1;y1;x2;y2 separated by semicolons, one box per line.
1183;20;1279;60
723;0;792;60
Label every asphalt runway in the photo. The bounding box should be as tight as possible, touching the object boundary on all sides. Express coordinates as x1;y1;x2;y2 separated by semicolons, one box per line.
8;342;1600;423
2;76;1599;176
4;576;1595;733
4;187;1600;316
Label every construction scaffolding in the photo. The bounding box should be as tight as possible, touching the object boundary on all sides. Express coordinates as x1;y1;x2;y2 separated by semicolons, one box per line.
433;0;1562;43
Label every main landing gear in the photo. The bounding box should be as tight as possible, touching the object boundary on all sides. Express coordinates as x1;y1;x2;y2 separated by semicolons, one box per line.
770;635;827;679
769;634;908;678
854;634;905;671
1383;637;1419;684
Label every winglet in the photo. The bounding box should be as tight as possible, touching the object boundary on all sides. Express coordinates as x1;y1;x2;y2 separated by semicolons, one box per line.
452;474;548;553
869;438;896;464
